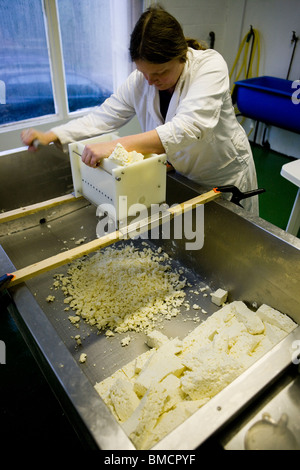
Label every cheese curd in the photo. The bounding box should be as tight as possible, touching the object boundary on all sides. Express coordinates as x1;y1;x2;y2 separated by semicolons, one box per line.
95;300;297;450
108;143;144;166
56;243;187;333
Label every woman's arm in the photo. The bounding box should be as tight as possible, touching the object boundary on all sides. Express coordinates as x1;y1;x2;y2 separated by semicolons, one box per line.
81;129;165;167
21;71;139;151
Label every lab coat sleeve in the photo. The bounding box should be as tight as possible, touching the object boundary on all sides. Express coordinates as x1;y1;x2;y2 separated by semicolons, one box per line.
156;50;230;155
51;74;137;145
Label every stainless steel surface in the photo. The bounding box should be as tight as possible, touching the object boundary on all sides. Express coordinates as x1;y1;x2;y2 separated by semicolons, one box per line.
0;145;73;212
1;161;300;449
1;202;220;386
221;364;300;450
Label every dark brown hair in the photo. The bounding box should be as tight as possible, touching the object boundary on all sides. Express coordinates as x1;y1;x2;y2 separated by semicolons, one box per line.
129;5;205;64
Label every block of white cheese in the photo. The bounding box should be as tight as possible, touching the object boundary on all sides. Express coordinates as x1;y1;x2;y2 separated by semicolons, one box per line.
181;315;224;355
162;374;185;413
212;317;247;353
109;378;140;422
94;368;129;404
256;304;297;333
180;347;243;400
123;374;182;449
133;350;155;375
141;398;210;450
231;301;265;334
263;322;289;344
158;337;183;355
229;332;265;369
134;347;185;397
145;330;170;349
210;288;228;306
94;300;298;450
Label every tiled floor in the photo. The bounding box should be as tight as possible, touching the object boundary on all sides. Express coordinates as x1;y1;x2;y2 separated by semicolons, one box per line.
1;144;299;450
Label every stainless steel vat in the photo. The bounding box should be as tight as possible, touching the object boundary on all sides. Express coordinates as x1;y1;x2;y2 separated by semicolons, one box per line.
1;150;299;450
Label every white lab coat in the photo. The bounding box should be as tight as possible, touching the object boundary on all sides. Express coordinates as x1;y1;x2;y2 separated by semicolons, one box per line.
52;48;258;213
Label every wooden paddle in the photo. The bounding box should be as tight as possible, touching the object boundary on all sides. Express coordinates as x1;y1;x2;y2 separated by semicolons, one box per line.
0;194;81;224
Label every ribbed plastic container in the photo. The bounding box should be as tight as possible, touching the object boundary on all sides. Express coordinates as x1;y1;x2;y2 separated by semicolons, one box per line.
234;76;300;133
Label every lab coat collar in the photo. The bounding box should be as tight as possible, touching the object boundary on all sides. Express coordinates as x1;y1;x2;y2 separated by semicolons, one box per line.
165;54;190;121
146;48;192;124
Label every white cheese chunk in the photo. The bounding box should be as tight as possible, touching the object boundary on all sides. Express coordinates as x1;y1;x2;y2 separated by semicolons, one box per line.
210;288;228;306
95;368;129;402
158;337;183;355
132;349;155;376
142;398;209;450
123;381;169;448
256;304;297;333
263;322;288;344
94;300;298;450
68;315;80;324
181;315;224;355
109;378;140;422
124;374;184;450
180;348;242;400
145;330;170;349
229;332;265;364
108;143;144;166
121;336;131;347
231;301;265;334
212;318;247;353
134;348;185;397
79;353;87;363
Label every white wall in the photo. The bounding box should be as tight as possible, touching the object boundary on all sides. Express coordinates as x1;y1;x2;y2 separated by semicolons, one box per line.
152;0;245;68
154;0;300;158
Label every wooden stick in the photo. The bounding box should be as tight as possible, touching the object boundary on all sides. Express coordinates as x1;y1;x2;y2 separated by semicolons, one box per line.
7;189;220;287
9;230;121;287
168;189;219;217
0;194;82;223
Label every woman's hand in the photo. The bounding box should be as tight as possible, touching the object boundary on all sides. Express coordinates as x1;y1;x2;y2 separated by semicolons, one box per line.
81;141;115;167
21;128;58;151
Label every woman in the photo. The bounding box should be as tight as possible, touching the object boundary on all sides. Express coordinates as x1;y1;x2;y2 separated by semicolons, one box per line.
21;5;258;213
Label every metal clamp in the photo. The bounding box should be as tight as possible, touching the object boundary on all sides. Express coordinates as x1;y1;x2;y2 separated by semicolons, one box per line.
215;185;265;207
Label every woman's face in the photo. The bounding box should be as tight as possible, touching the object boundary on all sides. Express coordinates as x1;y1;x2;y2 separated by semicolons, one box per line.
135;59;184;92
